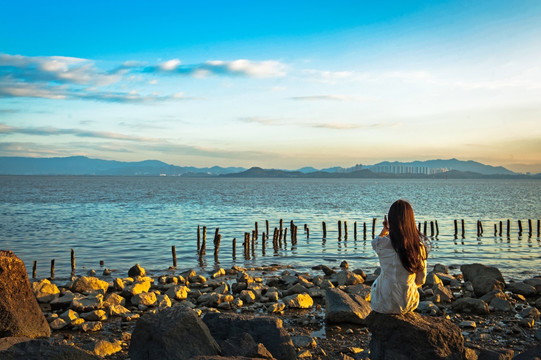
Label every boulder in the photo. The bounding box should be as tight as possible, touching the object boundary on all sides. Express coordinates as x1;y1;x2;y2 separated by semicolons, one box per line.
71;293;103;312
366;311;465;360
203;312;297;360
93;340;122;357
425;273;443;288
131;292;157;307
336;270;364;286
71;276;109;294
129;307;220;360
312;264;336;276
0;337;31;352
32;279;60;303
220;332;274;359
122;280;151;298
507;281;537;297
460;264;505;297
128;263;146;277
165;284;189;300
325;288;371;325
0;339;98;359
283;293;313;309
50;291;79;310
0;250;51;338
451;298;490;315
433;264;449;274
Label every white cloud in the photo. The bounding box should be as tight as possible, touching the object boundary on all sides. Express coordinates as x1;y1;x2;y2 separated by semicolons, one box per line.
160;58;181;71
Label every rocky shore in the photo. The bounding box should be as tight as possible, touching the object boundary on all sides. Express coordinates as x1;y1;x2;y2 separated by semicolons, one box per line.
1;249;540;359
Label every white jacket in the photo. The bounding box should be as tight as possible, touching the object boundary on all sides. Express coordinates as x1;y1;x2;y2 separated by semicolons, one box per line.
370;235;427;314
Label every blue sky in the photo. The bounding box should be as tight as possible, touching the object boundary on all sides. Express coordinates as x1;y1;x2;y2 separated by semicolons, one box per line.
1;1;541;172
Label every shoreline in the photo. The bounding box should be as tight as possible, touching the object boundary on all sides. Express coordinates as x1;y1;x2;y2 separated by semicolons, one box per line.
15;259;541;359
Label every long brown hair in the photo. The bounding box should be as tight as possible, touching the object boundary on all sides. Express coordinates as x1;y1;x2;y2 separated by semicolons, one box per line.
388;199;427;273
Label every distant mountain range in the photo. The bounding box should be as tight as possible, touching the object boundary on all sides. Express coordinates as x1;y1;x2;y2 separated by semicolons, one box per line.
0;156;539;178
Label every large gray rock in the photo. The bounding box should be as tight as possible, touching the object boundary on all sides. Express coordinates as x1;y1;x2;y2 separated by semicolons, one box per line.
0;250;51;338
203;312;296;360
325;288;371;325
460;264;505;297
366;311;465;360
513;345;541;360
0;339;98;359
507;281;537;297
452;298;490;315
129;307;220;360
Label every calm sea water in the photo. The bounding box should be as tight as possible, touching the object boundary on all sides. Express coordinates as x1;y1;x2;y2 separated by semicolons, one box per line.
0;176;540;280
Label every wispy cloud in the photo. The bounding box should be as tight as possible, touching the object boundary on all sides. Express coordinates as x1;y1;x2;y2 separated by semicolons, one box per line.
138;58;287;78
0;123;160;142
290;95;369;102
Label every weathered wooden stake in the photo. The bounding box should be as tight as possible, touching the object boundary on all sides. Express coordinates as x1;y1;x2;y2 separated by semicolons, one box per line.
461;219;465;238
322;221;327;238
454;219;458;237
354;221;357;240
255;222;259;241
537;219;540;237
232;238;236;258
423;221;427;236
100;260;104;267
197;225;201;254
71;248;75;274
200;226;207;256
507;219;510;236
528;219;532;236
32;260;37;279
172;246;177;268
363;222;367;240
518;220;523;234
372;218;377;238
499;221;503;236
214;234;221;258
494;223;497;236
50;259;55;279
479;220;483;235
344;221;348;239
338;220;342;239
266;220;270;238
435;220;439;236
279;219;283;243
283;228;288;247
430;221;434;237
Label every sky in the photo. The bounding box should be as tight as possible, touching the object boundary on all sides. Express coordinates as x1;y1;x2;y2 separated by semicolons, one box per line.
1;1;541;173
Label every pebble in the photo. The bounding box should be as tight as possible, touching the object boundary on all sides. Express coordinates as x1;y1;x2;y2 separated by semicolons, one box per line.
459;321;477;329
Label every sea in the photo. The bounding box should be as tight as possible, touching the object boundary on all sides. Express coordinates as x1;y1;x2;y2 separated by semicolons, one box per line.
0;176;540;281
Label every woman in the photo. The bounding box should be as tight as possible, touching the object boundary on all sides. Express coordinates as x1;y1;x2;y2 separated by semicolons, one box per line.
371;199;428;314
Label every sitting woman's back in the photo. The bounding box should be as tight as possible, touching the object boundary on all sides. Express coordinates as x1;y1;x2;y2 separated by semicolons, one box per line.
370;200;427;314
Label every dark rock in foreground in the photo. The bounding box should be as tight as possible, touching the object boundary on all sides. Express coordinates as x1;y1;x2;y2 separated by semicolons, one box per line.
0;250;51;339
366;311;465;360
129;307;220;360
0;339;97;360
203;312;296;360
325;288;371;324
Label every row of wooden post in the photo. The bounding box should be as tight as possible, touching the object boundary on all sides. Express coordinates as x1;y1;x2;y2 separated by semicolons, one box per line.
33;218;540;279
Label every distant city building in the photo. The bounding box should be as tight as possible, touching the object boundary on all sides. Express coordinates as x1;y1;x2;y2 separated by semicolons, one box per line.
370;165;449;175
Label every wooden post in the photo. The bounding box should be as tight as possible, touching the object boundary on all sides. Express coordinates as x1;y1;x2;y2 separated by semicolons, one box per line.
372;218;377;238
479;220;483;235
423;221;427;236
32;260;37;279
338;220;342;239
435;220;439;236
50;259;55;279
461;219;465;238
518;220;523;235
494;223;497;236
214;234;221;258
528;219;532;236
172;246;177;268
454;220;458;237
200;226;207;256
430;221;434;237
197;225;201;254
476;220;480;237
499;221;503;236
363;222;367;240
354;221;357;240
344;221;348;239
506;219;510;236
252;231;256;250
279;219;283;243
283;228;288;247
306;225;310;239
232;238;236;258
255;222;259;241
70;248;75;275
100;260;104;267
266;220;270;238
322;221;327;238
538;219;540;237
